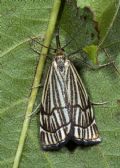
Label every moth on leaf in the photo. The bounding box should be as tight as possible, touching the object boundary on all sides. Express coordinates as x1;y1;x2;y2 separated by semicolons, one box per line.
40;31;101;150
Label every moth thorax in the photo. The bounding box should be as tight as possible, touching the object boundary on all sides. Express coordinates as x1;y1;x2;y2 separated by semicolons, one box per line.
55;55;65;72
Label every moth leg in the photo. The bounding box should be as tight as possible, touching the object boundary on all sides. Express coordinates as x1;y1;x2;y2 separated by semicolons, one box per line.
28;104;41;117
29;36;53;60
96;61;115;68
32;84;43;88
91;60;116;70
84;60;115;70
29;36;43;54
31;47;41;55
67;48;119;74
30;36;56;51
91;101;108;106
91;48;119;73
103;48;120;75
30;43;53;61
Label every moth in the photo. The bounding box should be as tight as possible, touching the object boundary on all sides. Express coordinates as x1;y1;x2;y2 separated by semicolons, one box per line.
40;32;101;150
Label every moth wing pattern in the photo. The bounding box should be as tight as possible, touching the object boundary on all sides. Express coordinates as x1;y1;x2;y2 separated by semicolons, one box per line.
40;57;101;150
68;62;101;144
40;61;71;150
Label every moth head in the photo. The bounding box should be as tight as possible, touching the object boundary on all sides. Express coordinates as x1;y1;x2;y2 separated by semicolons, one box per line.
54;54;65;62
54;52;66;72
54;48;65;56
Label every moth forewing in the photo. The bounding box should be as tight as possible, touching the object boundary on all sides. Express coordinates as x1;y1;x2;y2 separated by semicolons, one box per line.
40;54;101;150
40;33;101;150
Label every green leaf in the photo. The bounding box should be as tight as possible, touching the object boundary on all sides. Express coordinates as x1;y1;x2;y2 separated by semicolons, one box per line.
1;1;120;168
83;45;98;64
77;0;120;45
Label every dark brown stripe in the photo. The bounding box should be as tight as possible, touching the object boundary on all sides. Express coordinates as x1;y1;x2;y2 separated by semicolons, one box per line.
53;112;59;128
50;134;54;144
43;67;51;101
48;117;51;131
63;127;67;136
78;127;80;138
82;128;85;139
51;118;55;132
59;109;64;125
46;133;51;144
45;86;51;114
78;108;81;126
54;68;64;97
70;68;74;105
55;132;59;142
42;132;45;144
43;116;47;130
90;125;93;139
87;127;89;140
93;123;98;137
52;71;57;107
71;68;78;105
66;67;70;87
58;129;62;140
71;63;87;97
61;108;69;125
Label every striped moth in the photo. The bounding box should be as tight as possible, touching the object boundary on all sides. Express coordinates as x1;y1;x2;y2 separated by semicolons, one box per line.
40;32;101;150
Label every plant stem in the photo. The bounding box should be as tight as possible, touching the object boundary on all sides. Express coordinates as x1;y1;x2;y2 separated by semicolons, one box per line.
12;1;61;168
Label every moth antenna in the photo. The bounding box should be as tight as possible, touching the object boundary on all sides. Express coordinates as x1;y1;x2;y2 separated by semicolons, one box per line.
56;27;61;49
30;36;56;51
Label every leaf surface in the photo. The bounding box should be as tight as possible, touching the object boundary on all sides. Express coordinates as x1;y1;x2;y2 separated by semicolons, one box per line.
0;0;120;168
